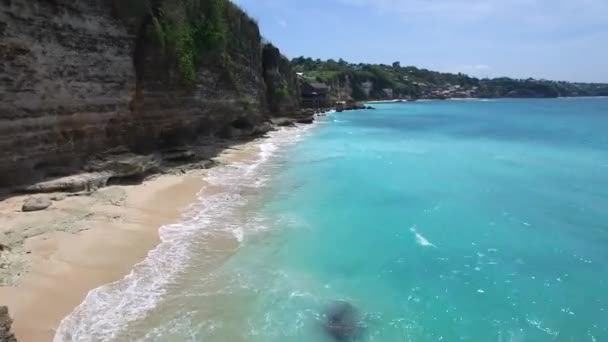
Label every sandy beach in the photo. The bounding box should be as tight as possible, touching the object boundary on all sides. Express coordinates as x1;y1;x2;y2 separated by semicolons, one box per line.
0;139;264;342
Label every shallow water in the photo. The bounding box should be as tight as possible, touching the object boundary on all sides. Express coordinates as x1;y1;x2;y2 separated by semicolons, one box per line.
57;98;608;341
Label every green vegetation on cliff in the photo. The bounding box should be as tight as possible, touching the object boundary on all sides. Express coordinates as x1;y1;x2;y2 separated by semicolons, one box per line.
114;0;248;85
292;57;608;100
111;0;299;114
149;0;229;84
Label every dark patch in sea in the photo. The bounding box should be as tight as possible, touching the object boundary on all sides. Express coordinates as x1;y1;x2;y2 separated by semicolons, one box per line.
323;301;365;341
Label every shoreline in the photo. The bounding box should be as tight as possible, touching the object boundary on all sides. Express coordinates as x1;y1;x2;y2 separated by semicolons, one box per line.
0;137;275;342
366;95;608;105
0;173;205;341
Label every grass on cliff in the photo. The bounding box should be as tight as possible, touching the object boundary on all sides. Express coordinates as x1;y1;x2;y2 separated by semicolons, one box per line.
152;0;228;84
116;0;247;86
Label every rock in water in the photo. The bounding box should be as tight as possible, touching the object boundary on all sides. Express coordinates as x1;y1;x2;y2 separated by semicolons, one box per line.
0;306;17;342
324;301;363;341
22;197;52;212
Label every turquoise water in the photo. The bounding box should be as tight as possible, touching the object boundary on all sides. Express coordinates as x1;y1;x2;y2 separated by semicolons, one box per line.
58;98;608;341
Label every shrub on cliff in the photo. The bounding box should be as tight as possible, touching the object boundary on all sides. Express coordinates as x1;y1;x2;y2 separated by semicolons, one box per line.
114;0;245;85
151;0;228;84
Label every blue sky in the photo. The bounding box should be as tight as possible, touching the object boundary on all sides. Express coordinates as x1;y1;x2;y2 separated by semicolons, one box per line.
233;0;608;82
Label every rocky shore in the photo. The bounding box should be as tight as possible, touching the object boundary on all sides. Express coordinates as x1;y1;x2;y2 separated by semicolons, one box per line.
0;307;16;342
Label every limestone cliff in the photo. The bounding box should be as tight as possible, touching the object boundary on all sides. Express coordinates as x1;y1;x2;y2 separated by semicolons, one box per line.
262;43;300;116
0;0;300;189
0;0;137;187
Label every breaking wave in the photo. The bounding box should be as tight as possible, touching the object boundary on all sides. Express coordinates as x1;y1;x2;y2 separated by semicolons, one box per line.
53;122;320;341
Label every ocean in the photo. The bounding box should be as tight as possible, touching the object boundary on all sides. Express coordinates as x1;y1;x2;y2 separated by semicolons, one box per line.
56;98;608;341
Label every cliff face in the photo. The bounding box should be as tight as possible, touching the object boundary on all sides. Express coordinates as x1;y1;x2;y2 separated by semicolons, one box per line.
127;0;270;146
0;0;299;189
262;44;300;116
0;0;137;187
327;75;357;102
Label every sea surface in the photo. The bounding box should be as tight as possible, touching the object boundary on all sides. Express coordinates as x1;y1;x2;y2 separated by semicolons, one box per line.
56;98;608;341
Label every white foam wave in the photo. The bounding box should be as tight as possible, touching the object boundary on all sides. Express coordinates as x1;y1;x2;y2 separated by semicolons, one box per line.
54;122;320;341
410;226;436;248
526;317;559;337
448;97;481;101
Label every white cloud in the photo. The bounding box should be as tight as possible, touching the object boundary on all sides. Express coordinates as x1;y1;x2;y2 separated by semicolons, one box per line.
277;19;288;27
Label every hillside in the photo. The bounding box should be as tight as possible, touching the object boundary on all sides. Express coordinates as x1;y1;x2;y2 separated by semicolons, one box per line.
292;57;608;100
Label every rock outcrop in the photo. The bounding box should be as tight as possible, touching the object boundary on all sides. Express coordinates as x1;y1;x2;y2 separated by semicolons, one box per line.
85;153;159;180
0;306;17;342
21;197;52;212
22;172;112;193
0;0;302;191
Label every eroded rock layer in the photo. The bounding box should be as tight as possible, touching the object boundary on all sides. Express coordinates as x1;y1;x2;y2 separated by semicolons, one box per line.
0;0;301;189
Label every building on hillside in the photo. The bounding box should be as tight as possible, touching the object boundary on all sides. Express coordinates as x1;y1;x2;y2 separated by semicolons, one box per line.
301;82;330;108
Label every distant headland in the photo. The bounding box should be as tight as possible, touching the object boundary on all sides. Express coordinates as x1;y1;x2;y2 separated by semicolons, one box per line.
291;57;608;101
